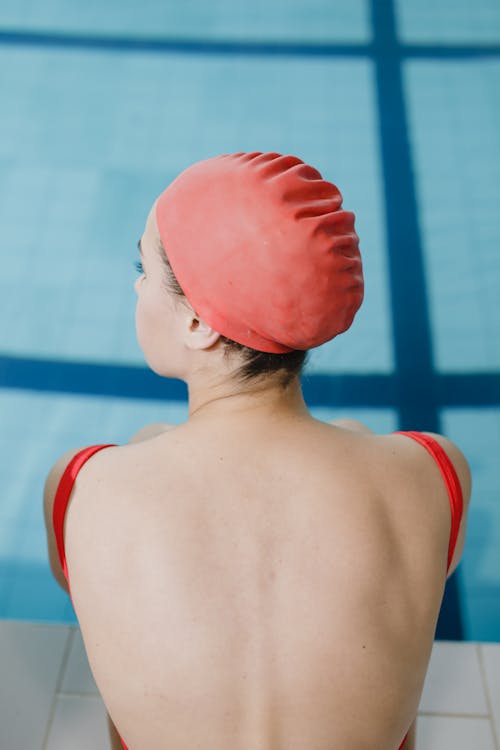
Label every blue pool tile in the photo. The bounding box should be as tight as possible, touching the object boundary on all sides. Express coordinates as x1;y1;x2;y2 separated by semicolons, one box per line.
395;0;500;44
441;409;500;641
0;561;76;624
404;60;500;373
0;0;371;42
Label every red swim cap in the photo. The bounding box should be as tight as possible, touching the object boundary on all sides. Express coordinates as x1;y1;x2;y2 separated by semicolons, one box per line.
155;152;364;353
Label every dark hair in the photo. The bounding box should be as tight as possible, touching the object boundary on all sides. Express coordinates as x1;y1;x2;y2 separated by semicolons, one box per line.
157;240;308;388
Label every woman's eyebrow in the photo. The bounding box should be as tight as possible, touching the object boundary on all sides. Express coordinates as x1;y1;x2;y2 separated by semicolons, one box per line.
137;240;143;256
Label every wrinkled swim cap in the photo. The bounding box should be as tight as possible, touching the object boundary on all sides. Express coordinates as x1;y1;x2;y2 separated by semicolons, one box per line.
155;152;364;353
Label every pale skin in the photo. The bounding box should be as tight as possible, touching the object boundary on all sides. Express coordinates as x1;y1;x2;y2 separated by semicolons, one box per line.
44;204;471;749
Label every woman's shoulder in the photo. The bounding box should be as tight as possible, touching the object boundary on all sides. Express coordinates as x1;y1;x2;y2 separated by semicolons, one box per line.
127;422;179;444
380;430;471;503
46;423;180;500
70;425;180;484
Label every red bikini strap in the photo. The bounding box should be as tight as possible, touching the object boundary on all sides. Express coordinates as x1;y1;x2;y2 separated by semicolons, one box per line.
394;431;464;571
52;445;116;583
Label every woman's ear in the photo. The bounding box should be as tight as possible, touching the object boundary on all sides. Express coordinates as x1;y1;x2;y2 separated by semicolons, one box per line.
186;313;221;350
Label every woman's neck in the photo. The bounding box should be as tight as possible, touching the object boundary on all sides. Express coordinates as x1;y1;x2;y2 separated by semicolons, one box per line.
186;374;310;424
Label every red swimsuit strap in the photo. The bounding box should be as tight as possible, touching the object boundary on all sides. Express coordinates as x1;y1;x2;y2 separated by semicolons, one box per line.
393;431;464;571
51;444;128;748
393;431;465;750
52;444;116;584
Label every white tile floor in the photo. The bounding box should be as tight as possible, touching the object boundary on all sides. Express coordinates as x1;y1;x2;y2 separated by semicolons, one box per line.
0;620;499;749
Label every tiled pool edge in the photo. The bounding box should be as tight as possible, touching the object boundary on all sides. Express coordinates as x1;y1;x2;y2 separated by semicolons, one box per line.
1;621;499;749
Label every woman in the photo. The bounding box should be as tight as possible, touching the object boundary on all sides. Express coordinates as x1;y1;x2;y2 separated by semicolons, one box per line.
43;152;471;750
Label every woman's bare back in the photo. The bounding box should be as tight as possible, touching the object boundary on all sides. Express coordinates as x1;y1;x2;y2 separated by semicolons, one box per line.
63;417;466;750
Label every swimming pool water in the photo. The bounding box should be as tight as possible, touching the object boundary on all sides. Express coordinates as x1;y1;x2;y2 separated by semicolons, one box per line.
0;0;499;641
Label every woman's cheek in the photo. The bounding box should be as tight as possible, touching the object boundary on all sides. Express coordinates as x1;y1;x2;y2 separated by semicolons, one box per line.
135;291;171;374
135;293;155;357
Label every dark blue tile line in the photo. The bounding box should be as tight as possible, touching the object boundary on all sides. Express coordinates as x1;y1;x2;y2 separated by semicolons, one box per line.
1;354;499;406
0;356;187;401
371;0;437;430
0;355;393;405
303;372;500;407
437;374;500;405
0;29;368;57
370;0;461;640
0;28;499;58
403;43;500;59
0;355;188;401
